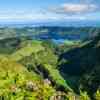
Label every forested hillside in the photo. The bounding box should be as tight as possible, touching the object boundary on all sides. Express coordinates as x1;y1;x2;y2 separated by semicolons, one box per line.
0;27;100;100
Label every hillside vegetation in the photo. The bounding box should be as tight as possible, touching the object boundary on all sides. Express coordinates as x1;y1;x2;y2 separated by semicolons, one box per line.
0;27;100;100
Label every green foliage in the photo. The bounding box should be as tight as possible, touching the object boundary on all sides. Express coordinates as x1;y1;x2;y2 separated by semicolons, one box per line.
10;40;44;61
35;49;58;66
0;55;56;100
95;89;100;100
43;64;72;92
80;91;91;100
0;29;100;100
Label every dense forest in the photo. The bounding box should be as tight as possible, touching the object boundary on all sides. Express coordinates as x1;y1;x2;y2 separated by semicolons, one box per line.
0;27;100;100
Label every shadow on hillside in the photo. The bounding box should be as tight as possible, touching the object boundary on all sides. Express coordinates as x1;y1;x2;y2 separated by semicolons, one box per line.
59;36;100;76
58;36;100;93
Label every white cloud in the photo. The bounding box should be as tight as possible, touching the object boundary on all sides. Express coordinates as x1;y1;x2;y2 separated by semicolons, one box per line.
0;5;98;22
0;10;63;21
49;3;98;14
0;11;89;22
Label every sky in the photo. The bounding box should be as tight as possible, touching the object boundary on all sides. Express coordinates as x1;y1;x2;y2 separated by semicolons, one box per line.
0;0;100;23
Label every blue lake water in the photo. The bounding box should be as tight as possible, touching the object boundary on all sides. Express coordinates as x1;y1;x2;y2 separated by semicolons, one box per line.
17;32;88;44
32;33;81;41
30;32;88;44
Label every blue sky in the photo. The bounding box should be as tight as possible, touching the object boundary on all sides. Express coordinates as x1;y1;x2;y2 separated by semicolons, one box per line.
0;0;100;22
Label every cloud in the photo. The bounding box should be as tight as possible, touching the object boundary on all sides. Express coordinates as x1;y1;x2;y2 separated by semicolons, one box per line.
0;5;99;22
0;10;60;21
0;10;91;22
49;3;99;14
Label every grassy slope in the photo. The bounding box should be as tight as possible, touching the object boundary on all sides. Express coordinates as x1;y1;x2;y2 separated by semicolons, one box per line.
10;41;44;61
0;40;73;99
10;40;71;90
0;55;56;100
43;64;72;92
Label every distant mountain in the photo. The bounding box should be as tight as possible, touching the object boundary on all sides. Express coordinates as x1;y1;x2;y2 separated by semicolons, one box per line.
0;27;100;41
0;20;100;27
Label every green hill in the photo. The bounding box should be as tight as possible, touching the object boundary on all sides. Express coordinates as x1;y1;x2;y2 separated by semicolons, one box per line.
0;31;100;100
